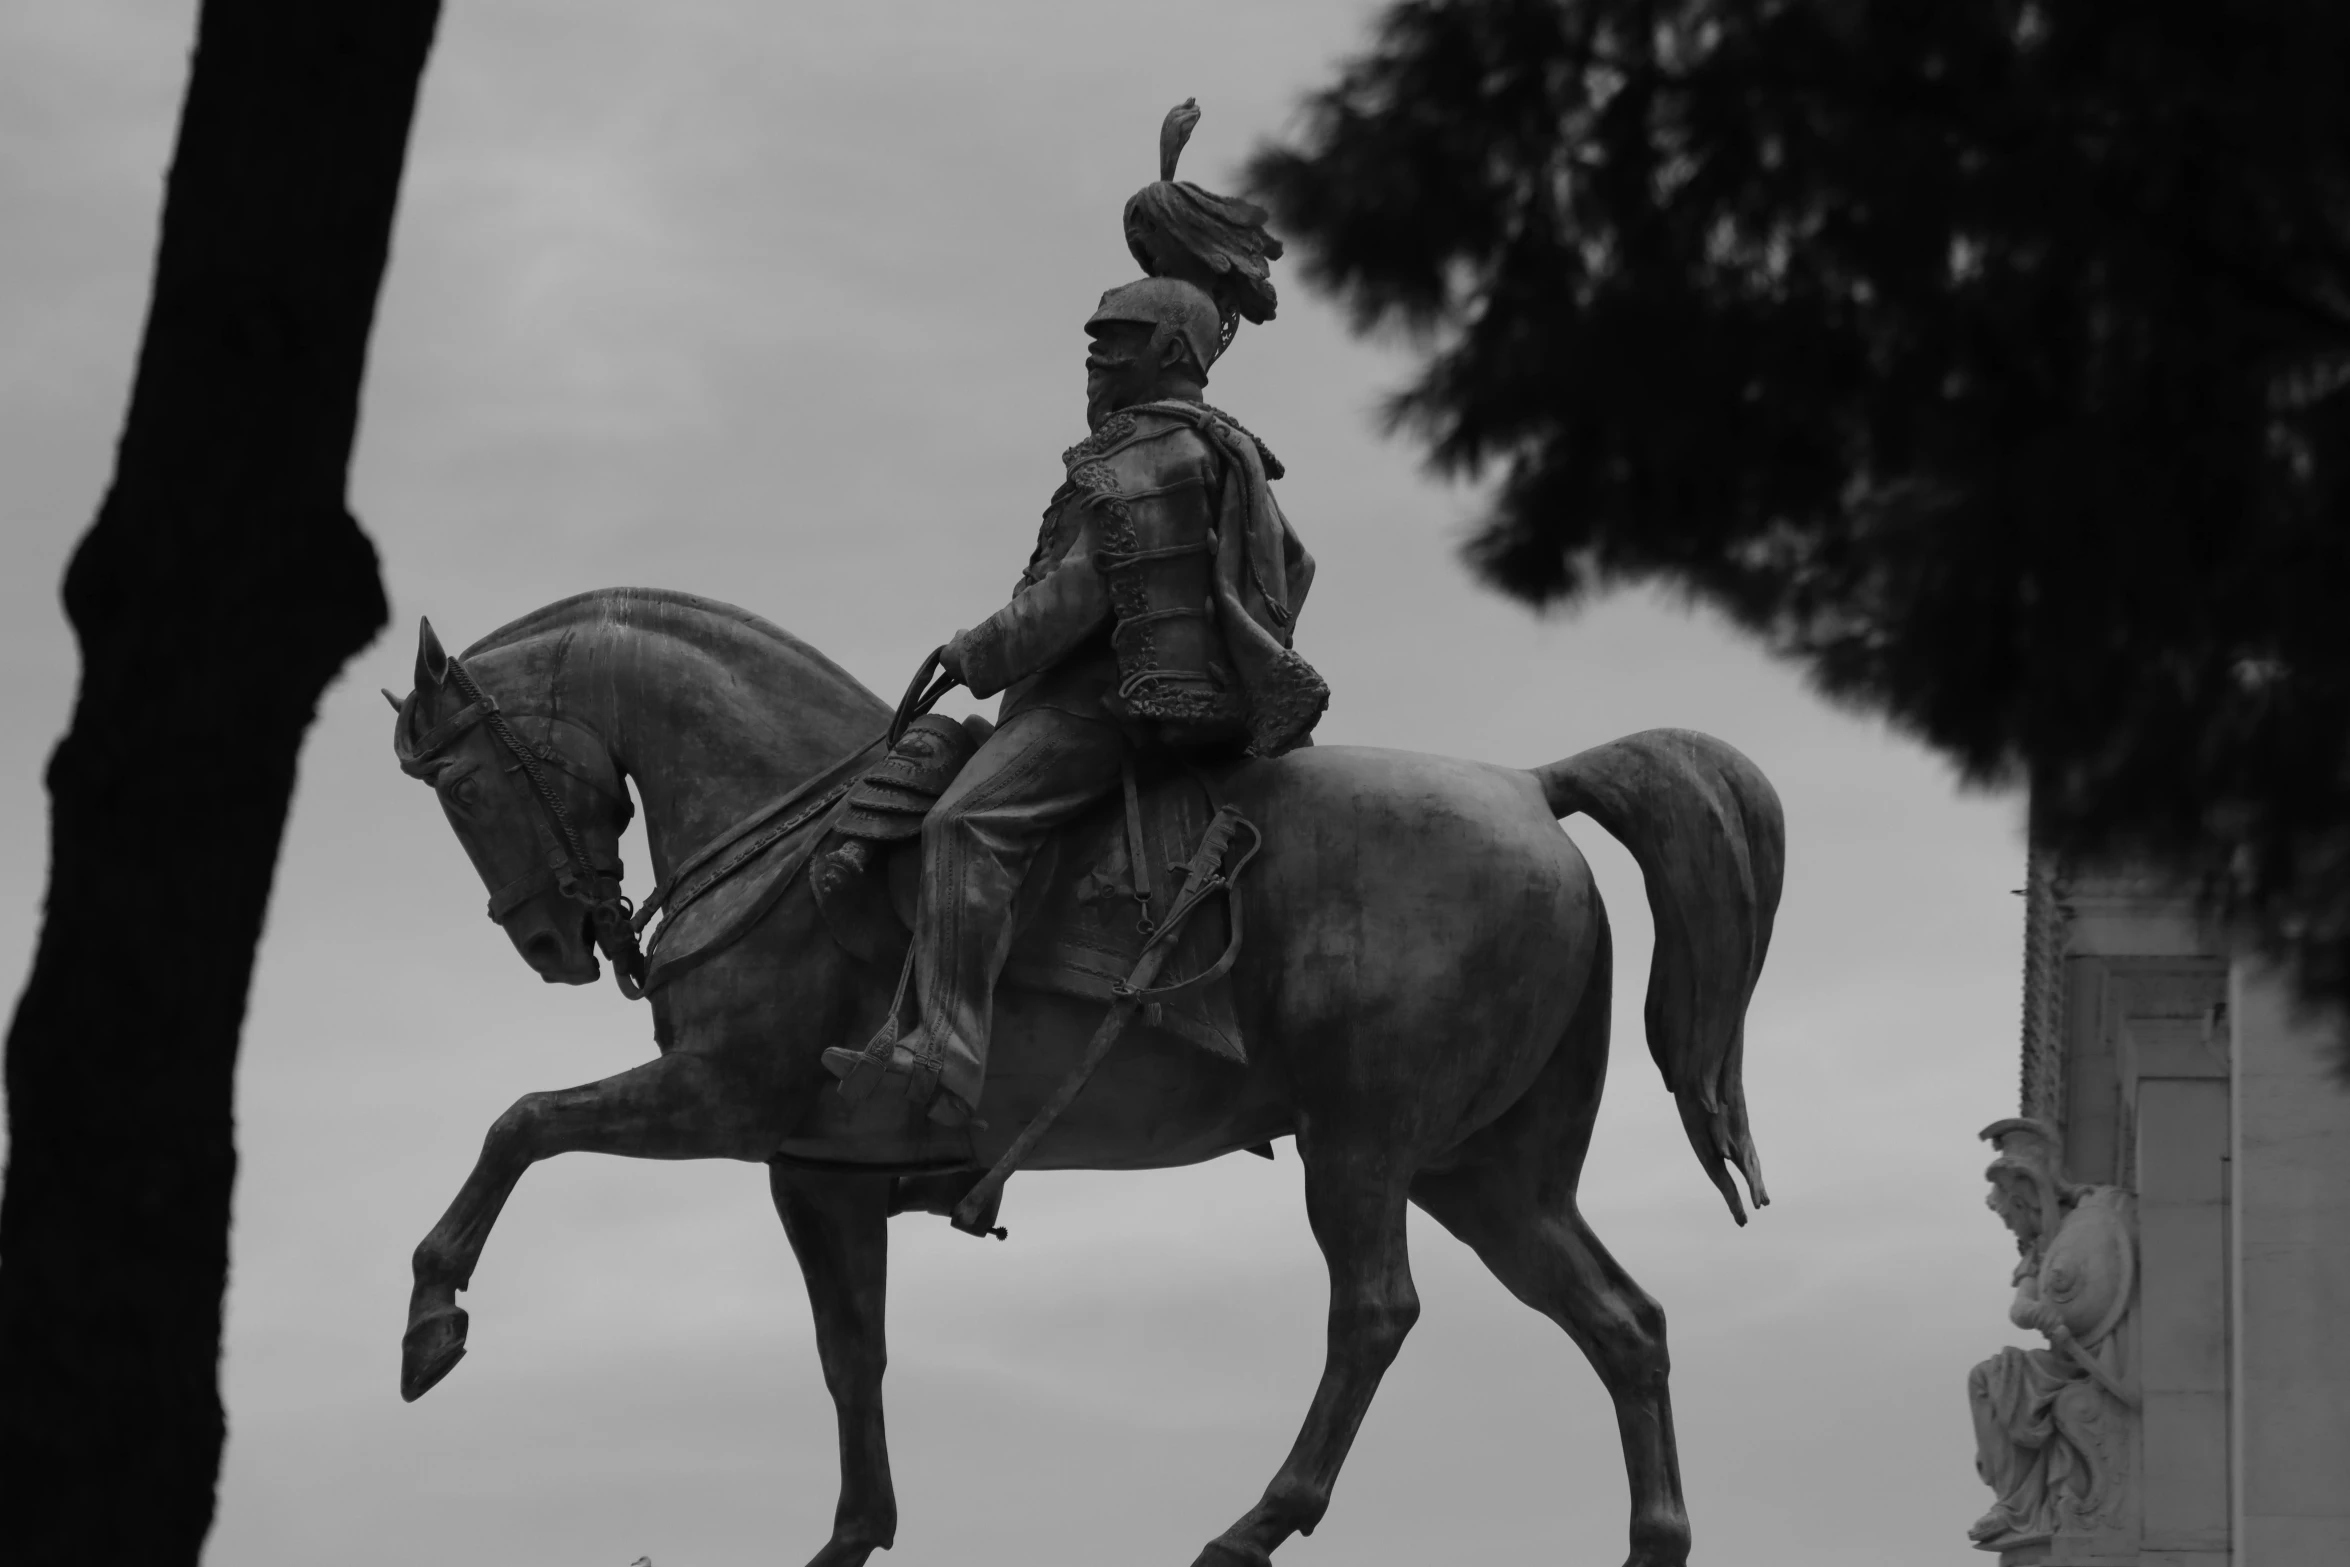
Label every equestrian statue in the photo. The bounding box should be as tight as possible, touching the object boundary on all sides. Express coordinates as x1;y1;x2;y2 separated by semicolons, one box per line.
387;102;1784;1567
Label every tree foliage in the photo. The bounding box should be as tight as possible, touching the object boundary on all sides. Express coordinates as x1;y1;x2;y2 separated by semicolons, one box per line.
1250;0;2350;1017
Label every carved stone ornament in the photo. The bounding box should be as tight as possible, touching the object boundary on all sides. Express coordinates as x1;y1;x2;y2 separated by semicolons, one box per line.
1967;1118;2139;1556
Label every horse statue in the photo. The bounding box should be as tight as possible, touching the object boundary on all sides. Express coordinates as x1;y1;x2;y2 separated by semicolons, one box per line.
387;588;1783;1567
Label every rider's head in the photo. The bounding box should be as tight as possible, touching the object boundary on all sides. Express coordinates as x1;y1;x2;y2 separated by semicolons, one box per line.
1084;277;1219;429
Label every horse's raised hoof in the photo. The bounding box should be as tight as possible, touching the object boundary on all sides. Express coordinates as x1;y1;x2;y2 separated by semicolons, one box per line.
401;1303;470;1402
800;1539;880;1567
1191;1539;1274;1567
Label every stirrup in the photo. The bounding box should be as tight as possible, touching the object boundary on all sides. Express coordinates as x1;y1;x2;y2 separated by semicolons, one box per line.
828;943;922;1101
823;1027;941;1103
823;1032;976;1127
821;1043;894;1101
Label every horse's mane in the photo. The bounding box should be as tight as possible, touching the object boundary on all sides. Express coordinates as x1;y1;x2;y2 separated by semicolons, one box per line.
460;586;880;707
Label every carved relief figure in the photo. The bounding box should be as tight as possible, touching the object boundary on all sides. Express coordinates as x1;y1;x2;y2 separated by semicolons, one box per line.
1968;1118;2138;1551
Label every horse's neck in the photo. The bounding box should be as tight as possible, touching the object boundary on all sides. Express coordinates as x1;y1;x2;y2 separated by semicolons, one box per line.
619;656;883;887
501;605;886;886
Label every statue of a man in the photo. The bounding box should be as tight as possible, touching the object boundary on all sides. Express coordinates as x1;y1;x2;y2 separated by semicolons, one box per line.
1966;1118;2136;1550
824;104;1327;1126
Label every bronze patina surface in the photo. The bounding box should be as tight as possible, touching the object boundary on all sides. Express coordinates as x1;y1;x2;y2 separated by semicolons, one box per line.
389;590;1780;1567
833;103;1324;1130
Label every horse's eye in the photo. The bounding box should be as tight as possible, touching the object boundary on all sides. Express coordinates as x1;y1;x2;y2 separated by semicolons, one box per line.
446;774;481;810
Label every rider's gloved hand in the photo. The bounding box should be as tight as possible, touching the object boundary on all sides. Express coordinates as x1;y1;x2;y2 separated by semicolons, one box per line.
938;633;970;687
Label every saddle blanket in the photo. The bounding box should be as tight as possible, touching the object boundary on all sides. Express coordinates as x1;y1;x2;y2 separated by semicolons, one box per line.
997;767;1246;1062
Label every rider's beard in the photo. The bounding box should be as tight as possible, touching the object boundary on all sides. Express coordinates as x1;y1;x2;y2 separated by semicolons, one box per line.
1084;361;1131;429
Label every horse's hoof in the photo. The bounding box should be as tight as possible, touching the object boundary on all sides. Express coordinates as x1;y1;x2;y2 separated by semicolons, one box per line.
801;1540;880;1567
1625;1512;1692;1567
1191;1540;1274;1567
400;1304;469;1402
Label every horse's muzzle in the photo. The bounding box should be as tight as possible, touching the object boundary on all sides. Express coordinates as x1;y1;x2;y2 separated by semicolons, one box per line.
516;918;600;985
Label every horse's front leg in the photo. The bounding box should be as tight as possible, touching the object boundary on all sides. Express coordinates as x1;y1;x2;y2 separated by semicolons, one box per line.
402;1051;775;1401
769;1166;896;1567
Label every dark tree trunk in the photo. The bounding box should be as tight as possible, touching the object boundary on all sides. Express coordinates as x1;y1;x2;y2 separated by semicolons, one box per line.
0;3;439;1559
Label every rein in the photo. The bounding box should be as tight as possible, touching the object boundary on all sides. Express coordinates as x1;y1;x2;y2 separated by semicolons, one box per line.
628;747;877;938
629;647;956;936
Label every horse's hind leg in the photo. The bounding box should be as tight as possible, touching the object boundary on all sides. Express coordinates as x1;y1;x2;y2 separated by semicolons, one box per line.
1416;1172;1688;1567
1409;986;1692;1567
768;1166;896;1567
1193;1149;1419;1567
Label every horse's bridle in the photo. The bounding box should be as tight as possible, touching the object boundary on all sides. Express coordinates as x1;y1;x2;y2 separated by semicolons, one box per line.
397;651;649;1000
397;643;958;1006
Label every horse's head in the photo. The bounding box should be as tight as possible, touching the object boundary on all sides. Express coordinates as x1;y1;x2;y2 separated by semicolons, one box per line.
391;618;638;988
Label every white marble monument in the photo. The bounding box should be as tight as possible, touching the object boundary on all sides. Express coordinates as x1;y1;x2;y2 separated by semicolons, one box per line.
1971;855;2350;1565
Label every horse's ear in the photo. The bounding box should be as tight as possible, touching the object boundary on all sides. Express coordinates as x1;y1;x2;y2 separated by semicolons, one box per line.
415;617;450;689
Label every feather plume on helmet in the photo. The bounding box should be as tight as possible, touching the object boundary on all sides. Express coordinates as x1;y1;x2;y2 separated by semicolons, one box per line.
1121;99;1283;360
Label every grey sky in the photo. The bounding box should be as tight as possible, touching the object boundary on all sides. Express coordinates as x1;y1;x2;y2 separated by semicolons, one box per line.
3;4;2026;1564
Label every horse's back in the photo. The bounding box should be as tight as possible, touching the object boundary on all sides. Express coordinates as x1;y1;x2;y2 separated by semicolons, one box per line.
985;744;1604;1172
1235;742;1584;869
1225;746;1604;1137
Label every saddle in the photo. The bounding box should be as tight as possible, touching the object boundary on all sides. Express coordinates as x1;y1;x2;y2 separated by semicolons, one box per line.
638;714;1249;1063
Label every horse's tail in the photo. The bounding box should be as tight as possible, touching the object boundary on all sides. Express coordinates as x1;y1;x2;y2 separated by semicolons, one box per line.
1531;729;1784;1225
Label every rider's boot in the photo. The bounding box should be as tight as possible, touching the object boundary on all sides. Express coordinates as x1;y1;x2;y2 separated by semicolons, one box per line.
819;1039;896;1101
925;1037;985;1128
821;1025;984;1127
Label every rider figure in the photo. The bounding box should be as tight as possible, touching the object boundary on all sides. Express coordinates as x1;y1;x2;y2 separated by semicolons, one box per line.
822;105;1326;1124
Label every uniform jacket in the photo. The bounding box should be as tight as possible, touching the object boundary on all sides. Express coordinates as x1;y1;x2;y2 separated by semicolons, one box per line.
952;400;1328;757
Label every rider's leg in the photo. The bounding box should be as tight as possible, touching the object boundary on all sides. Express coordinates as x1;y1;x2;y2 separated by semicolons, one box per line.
820;706;1129;1116
907;706;1129;1118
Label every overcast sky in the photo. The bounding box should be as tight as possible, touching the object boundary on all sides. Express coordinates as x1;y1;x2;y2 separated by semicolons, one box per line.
3;5;2030;1565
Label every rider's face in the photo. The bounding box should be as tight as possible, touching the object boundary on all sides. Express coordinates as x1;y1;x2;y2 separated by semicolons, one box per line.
1085;321;1157;429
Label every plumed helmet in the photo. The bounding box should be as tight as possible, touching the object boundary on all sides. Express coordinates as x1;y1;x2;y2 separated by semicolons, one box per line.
1121;99;1282;359
1086;275;1224;374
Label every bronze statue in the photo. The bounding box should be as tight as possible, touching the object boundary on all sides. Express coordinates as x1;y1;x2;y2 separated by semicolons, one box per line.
386;105;1784;1567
